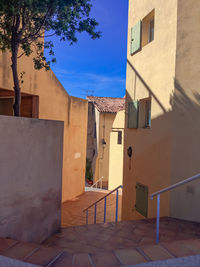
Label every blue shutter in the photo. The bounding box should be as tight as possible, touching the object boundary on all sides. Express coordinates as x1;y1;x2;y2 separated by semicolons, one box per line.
128;101;139;129
130;21;142;55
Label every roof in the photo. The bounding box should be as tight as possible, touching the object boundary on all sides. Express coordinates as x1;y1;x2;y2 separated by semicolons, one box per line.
87;96;125;113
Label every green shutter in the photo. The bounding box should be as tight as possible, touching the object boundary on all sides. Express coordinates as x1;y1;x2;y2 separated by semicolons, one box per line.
130;20;142;55
135;182;148;218
128;101;139;129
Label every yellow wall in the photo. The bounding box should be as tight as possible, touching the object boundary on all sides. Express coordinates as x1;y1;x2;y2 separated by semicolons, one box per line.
0;51;88;202
170;0;200;222
108;110;124;190
96;110;124;190
122;0;178;220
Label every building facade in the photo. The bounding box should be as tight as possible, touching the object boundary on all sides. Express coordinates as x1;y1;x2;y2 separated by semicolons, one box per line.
87;96;125;190
0;51;88;202
122;0;200;222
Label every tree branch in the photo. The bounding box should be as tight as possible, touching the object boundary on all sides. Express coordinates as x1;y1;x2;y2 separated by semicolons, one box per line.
21;7;51;44
17;52;26;59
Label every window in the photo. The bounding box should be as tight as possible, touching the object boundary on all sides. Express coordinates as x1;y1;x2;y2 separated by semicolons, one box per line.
142;10;155;47
130;10;155;55
149;19;154;43
145;99;151;127
117;131;122;144
138;97;151;128
94;122;96;138
128;98;151;129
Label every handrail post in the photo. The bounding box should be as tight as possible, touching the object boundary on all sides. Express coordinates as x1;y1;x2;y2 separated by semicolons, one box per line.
156;194;160;244
115;189;119;222
104;197;107;223
94;204;97;224
86;209;88;225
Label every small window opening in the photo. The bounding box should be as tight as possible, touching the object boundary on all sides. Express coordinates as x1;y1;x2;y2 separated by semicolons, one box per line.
149;19;154;43
138;97;152;128
142;10;155;47
117;131;122;144
145;99;151;128
94;122;96;138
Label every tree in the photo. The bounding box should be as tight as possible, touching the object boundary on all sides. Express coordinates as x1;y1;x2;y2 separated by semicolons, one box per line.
0;0;100;116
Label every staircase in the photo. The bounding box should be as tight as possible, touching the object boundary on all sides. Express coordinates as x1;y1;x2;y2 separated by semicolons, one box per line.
1;217;200;266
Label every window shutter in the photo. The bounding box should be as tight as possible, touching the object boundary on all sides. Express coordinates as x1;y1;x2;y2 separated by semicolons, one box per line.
130;21;142;55
135;182;148;218
128;101;139;129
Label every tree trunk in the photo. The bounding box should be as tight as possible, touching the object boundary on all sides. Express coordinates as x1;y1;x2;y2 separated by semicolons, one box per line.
11;43;21;116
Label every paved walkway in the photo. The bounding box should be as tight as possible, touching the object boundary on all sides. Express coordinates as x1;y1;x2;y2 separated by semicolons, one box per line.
45;217;200;254
1;218;200;266
61;189;122;227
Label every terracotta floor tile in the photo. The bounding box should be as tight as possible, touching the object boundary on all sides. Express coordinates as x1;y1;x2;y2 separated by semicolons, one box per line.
0;238;18;253
182;239;200;254
139;244;174;261
72;253;92;267
43;217;200;255
25;246;62;266
161;240;196;257
2;242;39;260
90;252;120;267
61;191;122;227
49;252;73;267
115;248;147;265
138;236;154;246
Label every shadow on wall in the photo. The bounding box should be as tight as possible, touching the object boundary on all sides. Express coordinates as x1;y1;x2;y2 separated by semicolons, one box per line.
122;60;200;222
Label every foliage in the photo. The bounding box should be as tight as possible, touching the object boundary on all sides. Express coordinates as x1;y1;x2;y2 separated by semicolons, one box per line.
0;0;100;70
86;158;93;181
0;0;100;115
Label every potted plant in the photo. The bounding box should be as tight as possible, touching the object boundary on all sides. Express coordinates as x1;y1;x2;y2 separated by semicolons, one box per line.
86;158;93;185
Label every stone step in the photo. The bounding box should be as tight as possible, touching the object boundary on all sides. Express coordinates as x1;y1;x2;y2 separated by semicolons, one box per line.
1;237;200;266
1;217;200;266
44;218;200;254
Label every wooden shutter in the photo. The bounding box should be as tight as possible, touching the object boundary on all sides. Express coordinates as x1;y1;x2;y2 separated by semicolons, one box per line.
135;182;148;218
130;21;142;55
128;101;139;129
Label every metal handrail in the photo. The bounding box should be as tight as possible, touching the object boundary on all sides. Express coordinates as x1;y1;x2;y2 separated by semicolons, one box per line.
91;176;104;189
151;173;200;244
151;173;200;198
83;185;123;225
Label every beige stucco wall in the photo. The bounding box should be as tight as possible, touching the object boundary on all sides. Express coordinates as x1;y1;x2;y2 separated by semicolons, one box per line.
97;113;114;185
0;115;63;243
108;110;124;190
170;0;200;222
96;111;124;190
0;51;88;202
122;0;177;220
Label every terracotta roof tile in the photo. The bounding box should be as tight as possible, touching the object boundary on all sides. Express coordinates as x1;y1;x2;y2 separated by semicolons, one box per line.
87;96;125;113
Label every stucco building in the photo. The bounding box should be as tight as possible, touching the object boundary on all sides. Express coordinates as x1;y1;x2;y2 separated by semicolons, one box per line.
122;0;200;222
87;96;125;190
0;51;88;202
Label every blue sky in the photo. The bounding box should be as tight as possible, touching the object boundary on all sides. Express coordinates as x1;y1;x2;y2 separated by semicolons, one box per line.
45;0;128;99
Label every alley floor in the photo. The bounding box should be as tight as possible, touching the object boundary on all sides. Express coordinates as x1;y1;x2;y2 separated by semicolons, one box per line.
61;188;122;227
1;218;200;266
44;217;200;254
